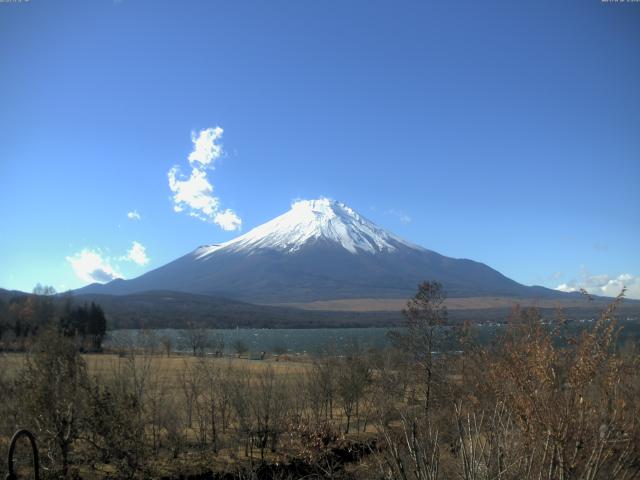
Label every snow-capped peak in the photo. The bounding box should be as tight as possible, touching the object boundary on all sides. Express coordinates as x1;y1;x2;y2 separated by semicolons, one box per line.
195;198;421;258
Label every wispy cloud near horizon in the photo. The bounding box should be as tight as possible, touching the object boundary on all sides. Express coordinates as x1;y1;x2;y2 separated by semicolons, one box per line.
67;241;151;285
385;209;412;224
168;127;242;231
556;269;640;300
66;249;122;284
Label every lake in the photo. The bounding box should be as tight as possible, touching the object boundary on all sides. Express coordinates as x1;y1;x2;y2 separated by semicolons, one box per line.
104;317;640;356
105;327;398;356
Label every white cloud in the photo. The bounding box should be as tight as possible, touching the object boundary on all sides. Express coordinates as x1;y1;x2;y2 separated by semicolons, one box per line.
386;209;412;224
189;127;224;167
127;210;141;220
168;167;219;219
66;249;122;284
214;209;243;231
168;127;242;230
556;271;640;300
556;283;577;293
124;241;149;266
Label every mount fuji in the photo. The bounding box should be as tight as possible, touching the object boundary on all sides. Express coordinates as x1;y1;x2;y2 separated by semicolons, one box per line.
76;199;566;303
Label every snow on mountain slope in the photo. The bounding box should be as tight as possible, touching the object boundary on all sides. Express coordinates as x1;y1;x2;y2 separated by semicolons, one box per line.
74;198;573;303
194;198;423;258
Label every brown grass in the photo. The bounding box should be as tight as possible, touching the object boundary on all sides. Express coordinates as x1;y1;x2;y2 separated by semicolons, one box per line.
267;296;621;312
1;351;311;380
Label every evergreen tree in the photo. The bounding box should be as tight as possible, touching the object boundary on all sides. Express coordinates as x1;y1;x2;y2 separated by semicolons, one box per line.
88;302;107;351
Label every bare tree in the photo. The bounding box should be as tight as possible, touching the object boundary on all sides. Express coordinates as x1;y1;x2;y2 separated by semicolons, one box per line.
179;360;198;429
82;353;150;479
336;348;371;434
183;322;210;356
390;281;447;417
232;339;249;358
20;327;87;477
160;335;172;357
211;332;225;357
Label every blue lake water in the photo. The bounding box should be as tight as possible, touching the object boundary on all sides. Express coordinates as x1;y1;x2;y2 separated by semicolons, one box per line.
104;318;640;354
105;318;639;356
105;327;398;355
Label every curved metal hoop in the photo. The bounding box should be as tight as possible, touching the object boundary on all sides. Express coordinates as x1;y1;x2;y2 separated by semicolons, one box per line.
5;429;39;480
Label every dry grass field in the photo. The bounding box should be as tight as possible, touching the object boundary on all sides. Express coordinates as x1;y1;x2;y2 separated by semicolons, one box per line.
1;350;366;479
1;293;638;479
1;351;312;374
270;295;624;312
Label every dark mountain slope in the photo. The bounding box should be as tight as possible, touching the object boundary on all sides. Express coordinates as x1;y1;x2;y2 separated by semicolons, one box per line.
75;199;579;303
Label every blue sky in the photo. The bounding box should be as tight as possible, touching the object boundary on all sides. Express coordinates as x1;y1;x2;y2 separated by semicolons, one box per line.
1;0;639;298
